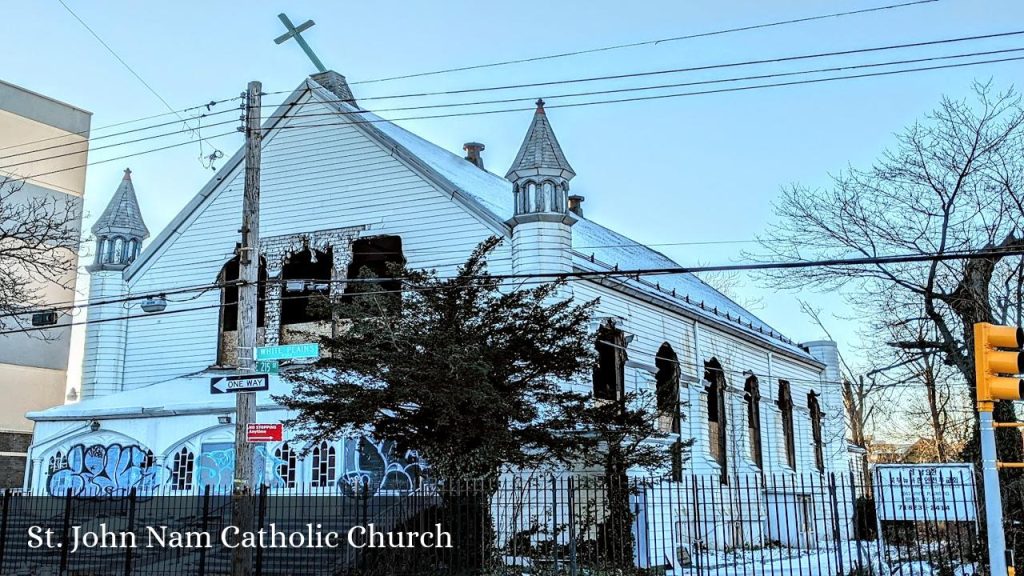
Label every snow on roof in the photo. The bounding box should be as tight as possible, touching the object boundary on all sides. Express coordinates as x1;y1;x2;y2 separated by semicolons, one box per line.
346;97;810;358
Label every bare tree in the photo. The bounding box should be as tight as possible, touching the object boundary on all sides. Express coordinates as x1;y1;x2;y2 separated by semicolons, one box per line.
755;81;1024;555
0;176;81;332
755;82;1024;456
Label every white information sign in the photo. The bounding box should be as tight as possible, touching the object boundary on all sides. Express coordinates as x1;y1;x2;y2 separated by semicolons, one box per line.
873;464;976;522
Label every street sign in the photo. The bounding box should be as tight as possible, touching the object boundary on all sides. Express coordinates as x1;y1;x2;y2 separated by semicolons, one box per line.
255;360;279;374
255;343;320;362
209;374;269;394
874;464;977;522
246;423;283;443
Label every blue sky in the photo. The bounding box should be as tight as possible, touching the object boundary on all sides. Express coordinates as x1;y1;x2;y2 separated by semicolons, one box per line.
4;0;1024;388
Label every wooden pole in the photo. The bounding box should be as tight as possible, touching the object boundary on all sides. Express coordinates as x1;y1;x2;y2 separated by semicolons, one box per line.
231;79;262;576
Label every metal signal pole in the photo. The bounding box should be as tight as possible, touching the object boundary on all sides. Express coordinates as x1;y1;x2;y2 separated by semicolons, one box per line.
232;79;262;576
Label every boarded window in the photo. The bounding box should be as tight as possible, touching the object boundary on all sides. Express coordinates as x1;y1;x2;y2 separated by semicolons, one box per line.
745;376;763;468
808;391;825;472
778;381;796;469
594;321;627;401
705;359;728;483
346;233;405;307
280;248;333;326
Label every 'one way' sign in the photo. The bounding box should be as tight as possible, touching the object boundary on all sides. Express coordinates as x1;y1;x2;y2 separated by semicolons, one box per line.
210;374;269;394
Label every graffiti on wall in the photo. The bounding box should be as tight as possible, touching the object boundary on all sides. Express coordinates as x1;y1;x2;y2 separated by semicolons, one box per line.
47;444;165;497
338;437;426;497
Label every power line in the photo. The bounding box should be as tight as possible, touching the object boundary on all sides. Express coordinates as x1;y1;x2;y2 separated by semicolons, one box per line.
7;40;1022;172
7;50;1023;186
315;30;1024;104
54;0;224;167
345;0;941;85
6;247;1024;335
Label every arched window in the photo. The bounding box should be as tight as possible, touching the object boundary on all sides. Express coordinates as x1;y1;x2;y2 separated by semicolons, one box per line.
534;181;546;212
745;376;763;468
704;358;728;483
525;182;536;212
311;441;336;488
594;321;627;402
655;343;680;432
170;448;195;491
97;238;108;264
808;391;825;472
112;237;124;264
274;442;297;488
102;237;113;263
48;450;67;474
218;256;268;332
778;381;796;469
126;239;137;263
542;181;555;212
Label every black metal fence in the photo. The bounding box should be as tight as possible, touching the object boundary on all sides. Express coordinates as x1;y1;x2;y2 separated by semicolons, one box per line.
0;471;984;575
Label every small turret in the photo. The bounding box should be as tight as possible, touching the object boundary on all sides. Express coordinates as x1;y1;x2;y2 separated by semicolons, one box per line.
90;168;149;271
82;169;148;398
506;100;577;281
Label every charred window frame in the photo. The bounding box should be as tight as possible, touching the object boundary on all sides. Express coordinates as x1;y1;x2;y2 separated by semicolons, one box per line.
745;376;763;468
808;391;825;472
778;381;796;469
280;248;333;326
342;236;405;311
219;255;267;332
594;321;627;401
655;342;681;433
704;359;728;484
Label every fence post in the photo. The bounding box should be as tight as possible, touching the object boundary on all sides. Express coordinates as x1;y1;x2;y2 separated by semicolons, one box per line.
255;484;267;576
59;487;72;576
567;476;578;576
198;485;210;576
0;489;11;572
124;488;136;576
829;473;844;574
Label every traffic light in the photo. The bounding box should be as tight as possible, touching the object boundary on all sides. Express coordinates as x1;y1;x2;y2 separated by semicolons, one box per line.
974;322;1024;404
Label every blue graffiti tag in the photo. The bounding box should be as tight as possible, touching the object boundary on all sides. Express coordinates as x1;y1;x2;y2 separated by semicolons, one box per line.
47;444;165;497
338;438;426;498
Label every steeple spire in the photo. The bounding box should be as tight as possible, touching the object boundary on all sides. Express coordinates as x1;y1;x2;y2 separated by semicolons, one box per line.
90;168;149;271
505;99;575;182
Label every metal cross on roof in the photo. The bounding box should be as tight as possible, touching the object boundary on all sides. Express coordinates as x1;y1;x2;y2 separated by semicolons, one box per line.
274;13;327;73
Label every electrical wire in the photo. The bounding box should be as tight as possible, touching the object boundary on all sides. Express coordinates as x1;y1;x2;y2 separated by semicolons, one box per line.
5;247;1024;335
335;0;943;85
8;37;1024;171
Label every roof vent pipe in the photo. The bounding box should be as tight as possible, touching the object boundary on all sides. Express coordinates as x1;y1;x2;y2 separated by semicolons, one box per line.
463;142;485;169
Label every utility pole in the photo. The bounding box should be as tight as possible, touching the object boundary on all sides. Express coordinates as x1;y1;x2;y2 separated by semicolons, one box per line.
232;79;262;576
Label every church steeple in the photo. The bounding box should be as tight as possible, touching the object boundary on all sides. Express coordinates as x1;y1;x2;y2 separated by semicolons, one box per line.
90;168;149;271
506;100;575;217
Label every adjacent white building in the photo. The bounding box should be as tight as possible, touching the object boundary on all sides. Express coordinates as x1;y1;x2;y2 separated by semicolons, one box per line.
25;71;849;563
0;80;90;487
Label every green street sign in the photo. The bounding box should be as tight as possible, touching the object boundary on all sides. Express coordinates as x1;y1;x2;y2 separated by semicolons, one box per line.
255;343;320;362
255;360;279;374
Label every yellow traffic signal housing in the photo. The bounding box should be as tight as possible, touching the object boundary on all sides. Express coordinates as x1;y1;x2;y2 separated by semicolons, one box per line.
975;322;1024;406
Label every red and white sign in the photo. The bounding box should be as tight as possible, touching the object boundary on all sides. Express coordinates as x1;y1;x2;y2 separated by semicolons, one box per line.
246;423;283;443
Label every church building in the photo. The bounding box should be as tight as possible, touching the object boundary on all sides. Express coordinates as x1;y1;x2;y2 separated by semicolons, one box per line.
25;69;849;562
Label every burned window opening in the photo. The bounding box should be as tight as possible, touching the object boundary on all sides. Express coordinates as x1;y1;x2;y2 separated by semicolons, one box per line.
593;321;627;402
655;342;680;434
704;358;728;483
745;376;763;468
342;236;405;308
219;255;268;332
280;248;333;326
808;391;825;472
778;380;796;469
